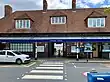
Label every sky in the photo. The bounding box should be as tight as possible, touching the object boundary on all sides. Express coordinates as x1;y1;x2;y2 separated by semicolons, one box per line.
0;0;110;18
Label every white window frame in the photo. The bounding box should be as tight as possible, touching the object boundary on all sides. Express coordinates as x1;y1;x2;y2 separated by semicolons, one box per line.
88;18;105;28
15;20;31;29
51;16;66;24
10;43;33;52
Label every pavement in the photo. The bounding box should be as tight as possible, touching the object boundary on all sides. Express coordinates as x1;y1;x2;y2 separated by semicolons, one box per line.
32;58;110;63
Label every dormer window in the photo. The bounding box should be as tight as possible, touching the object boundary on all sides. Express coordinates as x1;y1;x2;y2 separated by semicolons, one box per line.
51;16;66;24
88;18;105;28
15;20;30;29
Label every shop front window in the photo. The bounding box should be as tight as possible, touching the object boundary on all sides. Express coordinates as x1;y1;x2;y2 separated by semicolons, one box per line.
102;43;110;52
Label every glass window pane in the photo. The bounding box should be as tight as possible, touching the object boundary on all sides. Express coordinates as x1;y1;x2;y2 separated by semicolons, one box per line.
59;17;62;23
51;17;54;23
101;18;105;27
88;18;93;27
0;51;5;55
20;20;22;28
97;18;100;27
23;20;25;28
93;18;96;27
22;20;24;28
62;17;65;23
55;17;58;23
16;20;19;28
27;20;29;28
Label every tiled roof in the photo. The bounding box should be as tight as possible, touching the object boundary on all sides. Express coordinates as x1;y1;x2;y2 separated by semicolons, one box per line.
0;8;110;33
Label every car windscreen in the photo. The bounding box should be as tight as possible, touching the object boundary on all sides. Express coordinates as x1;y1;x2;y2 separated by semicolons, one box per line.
13;51;22;55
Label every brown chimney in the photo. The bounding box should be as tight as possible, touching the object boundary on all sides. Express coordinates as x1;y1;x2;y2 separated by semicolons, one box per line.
72;0;76;9
5;5;12;17
43;0;48;11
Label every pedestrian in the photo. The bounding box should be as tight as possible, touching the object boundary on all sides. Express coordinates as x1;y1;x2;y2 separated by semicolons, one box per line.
58;49;60;57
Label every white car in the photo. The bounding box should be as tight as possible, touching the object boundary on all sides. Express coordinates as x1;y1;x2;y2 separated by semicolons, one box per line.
0;50;30;64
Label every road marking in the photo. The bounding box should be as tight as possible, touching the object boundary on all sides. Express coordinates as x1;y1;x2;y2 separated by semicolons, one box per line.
74;67;110;69
26;72;28;73
24;62;36;67
22;75;63;80
17;78;20;79
39;64;63;67
65;75;67;77
75;67;93;68
36;67;63;69
0;62;36;68
74;65;76;68
82;72;90;77
43;62;63;65
65;78;67;80
30;70;63;73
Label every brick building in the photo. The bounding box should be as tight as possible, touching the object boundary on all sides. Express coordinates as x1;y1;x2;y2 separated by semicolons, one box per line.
0;0;110;59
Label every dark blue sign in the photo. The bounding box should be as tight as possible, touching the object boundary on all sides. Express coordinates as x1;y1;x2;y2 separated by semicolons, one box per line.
0;39;110;43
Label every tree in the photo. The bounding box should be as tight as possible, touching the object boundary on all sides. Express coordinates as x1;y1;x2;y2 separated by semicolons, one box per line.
104;7;110;14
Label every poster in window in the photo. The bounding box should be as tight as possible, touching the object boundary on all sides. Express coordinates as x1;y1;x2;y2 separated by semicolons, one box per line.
84;43;92;52
71;46;79;53
102;43;110;52
37;46;44;52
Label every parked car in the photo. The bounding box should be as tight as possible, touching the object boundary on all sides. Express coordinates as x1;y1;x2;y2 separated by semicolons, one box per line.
0;50;30;64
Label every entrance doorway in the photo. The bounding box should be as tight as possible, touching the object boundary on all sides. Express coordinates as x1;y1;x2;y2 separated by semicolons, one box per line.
48;42;64;57
54;43;63;57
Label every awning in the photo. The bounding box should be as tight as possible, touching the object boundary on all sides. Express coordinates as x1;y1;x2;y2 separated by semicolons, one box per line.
0;37;110;42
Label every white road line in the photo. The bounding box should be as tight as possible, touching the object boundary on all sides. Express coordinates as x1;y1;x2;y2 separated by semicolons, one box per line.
39;64;63;67
22;75;63;80
30;70;63;73
75;67;110;69
74;65;76;68
65;75;67;77
36;67;63;69
24;62;36;67
65;79;67;80
26;72;28;73
43;62;63;65
76;67;93;68
17;78;20;79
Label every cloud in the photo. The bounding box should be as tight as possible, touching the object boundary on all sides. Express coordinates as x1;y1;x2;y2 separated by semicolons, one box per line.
3;0;42;10
101;5;110;8
47;0;72;9
77;0;90;8
0;0;43;18
0;5;4;18
80;0;105;5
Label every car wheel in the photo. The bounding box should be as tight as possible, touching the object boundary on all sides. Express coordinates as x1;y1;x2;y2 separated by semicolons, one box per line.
16;59;22;65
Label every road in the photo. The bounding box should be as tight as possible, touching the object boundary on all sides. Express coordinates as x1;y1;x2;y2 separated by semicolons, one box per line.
0;60;110;82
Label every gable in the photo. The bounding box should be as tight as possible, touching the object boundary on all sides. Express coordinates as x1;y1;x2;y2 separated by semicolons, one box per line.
51;11;66;16
14;13;34;22
84;10;107;21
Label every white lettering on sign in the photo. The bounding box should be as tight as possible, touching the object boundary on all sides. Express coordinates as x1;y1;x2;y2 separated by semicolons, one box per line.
97;78;104;80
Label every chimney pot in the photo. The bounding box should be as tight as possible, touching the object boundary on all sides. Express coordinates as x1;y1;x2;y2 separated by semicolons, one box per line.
5;5;12;17
43;0;48;11
72;0;76;9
